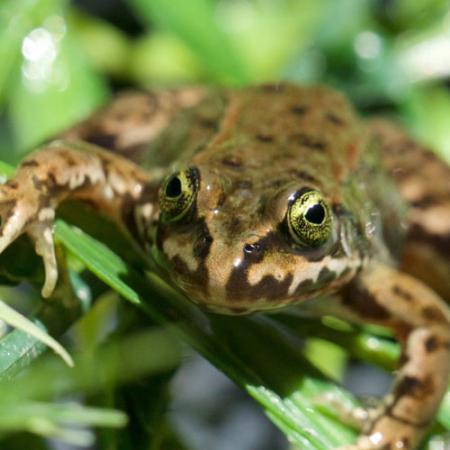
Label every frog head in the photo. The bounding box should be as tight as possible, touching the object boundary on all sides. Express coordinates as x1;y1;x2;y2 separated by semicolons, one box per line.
154;160;365;314
154;85;369;313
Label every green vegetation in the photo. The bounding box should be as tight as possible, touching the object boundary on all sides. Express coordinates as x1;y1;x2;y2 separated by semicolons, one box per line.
0;0;449;449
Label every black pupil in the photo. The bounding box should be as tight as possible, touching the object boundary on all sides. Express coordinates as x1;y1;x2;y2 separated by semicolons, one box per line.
305;203;325;224
166;176;182;198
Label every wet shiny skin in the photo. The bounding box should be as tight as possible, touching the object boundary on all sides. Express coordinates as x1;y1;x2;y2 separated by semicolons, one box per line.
156;86;369;313
0;84;449;450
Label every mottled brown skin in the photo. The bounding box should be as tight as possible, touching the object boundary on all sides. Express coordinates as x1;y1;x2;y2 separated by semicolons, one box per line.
0;84;448;450
369;119;450;300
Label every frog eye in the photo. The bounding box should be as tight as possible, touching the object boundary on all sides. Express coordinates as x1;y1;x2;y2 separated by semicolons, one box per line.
287;190;332;247
159;167;199;222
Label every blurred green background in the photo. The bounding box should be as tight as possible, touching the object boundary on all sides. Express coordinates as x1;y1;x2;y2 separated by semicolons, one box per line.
0;1;449;449
1;0;450;165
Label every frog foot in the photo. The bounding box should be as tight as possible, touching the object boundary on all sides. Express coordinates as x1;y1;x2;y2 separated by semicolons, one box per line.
0;180;57;297
313;391;376;430
337;434;410;450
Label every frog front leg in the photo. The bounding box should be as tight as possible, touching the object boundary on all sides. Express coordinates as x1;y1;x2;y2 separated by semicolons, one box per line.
327;264;450;449
0;140;162;296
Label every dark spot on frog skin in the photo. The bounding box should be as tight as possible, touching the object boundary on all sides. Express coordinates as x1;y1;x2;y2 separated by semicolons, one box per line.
421;305;448;325
291;266;349;298
227;269;293;302
0;200;17;236
226;231;294;301
291;133;326;151
326;112;344;126
85;133;117;151
226;217;243;236
317;266;337;285
291;105;308;116
342;286;390;320
292;278;315;296
407;223;450;261
21;160;39;168
6;181;18;189
221;154;243;168
287;169;317;184
216;191;227;208
198;118;219;130
395;375;435;400
193;222;213;259
160;219;213;291
409;193;442;209
32;175;45;190
424;336;439;353
170;254;191;278
256;133;274;143
99;157;111;179
59;150;79;167
392;285;413;302
398;350;409;366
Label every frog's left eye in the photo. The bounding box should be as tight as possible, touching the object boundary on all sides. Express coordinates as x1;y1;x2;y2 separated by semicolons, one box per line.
159;167;199;222
287;189;332;247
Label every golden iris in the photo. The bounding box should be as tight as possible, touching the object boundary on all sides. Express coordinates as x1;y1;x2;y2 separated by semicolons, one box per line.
287;190;332;247
159;168;199;222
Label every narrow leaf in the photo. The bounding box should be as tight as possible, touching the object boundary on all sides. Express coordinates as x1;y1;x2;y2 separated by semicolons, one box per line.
0;299;73;366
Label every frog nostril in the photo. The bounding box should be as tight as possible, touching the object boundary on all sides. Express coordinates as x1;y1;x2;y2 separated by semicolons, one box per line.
244;243;260;254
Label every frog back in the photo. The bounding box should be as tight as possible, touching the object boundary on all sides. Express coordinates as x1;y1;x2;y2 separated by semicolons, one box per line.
370;119;450;299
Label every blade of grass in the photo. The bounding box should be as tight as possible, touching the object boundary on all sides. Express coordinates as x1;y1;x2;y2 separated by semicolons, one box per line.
1;327;181;402
0;243;83;378
0;402;126;446
0;299;73;366
275;314;401;371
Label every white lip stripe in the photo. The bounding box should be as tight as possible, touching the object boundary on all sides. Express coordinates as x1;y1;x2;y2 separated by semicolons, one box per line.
163;238;199;272
288;256;359;295
246;254;360;296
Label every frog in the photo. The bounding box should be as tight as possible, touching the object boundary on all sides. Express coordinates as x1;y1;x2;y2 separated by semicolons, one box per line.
0;83;448;450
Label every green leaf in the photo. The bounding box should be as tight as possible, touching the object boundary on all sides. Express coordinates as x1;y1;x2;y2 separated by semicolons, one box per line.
8;2;108;153
0;299;73;366
129;0;248;85
403;86;450;162
0;0;63;105
0;402;126;446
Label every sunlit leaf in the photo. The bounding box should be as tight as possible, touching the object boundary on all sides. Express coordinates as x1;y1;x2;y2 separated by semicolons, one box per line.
0;299;73;366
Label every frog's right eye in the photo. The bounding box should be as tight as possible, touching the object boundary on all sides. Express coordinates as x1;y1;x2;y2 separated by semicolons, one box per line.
159;167;199;222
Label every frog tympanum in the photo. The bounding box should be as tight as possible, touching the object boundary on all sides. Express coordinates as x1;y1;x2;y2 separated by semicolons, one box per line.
0;84;449;449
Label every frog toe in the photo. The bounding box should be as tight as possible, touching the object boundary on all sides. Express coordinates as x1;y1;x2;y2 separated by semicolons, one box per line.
0;183;58;297
28;221;57;298
0;194;30;253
